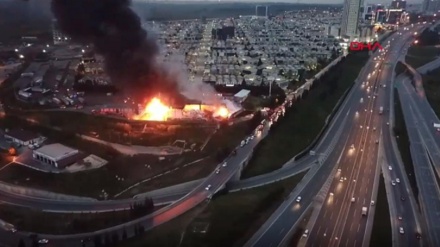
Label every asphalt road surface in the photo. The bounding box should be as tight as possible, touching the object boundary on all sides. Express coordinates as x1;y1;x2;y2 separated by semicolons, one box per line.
396;71;440;246
245;31;392;247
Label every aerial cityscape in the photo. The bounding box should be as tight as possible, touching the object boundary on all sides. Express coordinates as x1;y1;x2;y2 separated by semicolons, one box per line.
0;0;440;246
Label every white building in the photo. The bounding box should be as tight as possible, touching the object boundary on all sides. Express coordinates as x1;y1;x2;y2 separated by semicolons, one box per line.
33;143;79;168
234;89;251;103
341;0;363;39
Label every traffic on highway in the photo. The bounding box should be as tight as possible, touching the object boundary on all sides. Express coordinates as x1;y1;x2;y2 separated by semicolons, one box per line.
2;3;440;247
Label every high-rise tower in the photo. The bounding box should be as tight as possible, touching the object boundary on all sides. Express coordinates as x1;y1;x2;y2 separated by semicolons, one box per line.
423;0;440;14
341;0;363;39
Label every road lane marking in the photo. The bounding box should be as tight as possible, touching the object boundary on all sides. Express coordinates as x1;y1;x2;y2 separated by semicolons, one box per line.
357;224;360;233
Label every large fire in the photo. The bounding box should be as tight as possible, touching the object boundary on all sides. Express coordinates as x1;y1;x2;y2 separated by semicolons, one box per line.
133;97;171;121
133;97;230;121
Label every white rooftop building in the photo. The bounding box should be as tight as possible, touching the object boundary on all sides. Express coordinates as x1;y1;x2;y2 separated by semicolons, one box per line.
33;143;79;168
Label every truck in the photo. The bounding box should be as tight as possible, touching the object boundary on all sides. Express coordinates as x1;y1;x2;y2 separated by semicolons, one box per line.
379;106;383;115
433;123;440;131
362;207;368;216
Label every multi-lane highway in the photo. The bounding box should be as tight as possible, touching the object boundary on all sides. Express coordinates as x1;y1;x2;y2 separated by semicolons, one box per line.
0;58;348;245
303;26;427;247
395;62;440;246
246;25;427;247
0;25;433;247
245;33;393;247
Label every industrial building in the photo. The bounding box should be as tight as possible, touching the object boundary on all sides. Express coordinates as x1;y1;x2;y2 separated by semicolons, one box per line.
4;129;40;146
33;143;80;168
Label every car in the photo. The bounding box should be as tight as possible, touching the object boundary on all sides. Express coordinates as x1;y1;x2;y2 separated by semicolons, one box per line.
302;229;309;238
398;216;402;220
367;126;370;130
401;196;406;201
329;192;334;196
373;127;376;131
371;201;375;206
396;178;400;183
392;180;396;186
337;168;341;172
38;239;49;244
205;185;211;191
399;227;404;234
11;228;17;233
215;169;220;174
388;165;392;170
375;140;379;144
340;177;344;182
222;162;227;167
296;196;302;203
387;122;390;125
351;197;356;203
351;144;355;149
416;233;422;239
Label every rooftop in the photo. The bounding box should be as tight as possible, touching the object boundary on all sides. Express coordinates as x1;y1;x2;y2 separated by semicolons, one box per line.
34;143;78;160
4;129;39;142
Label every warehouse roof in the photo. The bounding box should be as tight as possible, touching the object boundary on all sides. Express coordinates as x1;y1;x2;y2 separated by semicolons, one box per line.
4;129;39;142
34;143;78;161
234;89;250;98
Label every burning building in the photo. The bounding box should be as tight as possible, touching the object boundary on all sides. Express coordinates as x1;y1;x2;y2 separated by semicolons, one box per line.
131;97;235;122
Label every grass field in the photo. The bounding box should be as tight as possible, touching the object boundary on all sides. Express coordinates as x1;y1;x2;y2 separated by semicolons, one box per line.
369;175;392;247
394;61;407;76
116;170;307;247
393;89;419;204
421;67;440;117
405;45;440;69
241;52;369;178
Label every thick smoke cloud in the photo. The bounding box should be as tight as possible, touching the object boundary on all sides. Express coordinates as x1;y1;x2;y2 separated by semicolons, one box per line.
51;0;177;98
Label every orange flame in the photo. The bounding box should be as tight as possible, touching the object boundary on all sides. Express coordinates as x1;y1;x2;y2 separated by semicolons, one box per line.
213;106;229;118
134;97;170;121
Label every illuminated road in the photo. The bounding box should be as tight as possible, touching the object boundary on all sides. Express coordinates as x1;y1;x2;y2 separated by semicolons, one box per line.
247;25;426;247
0;59;349;246
395;62;440;246
303;27;425;247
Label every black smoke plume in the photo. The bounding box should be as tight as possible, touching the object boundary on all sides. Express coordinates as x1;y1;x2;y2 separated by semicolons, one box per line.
51;0;178;98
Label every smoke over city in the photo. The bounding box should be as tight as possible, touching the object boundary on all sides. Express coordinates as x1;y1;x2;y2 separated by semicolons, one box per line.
50;0;178;98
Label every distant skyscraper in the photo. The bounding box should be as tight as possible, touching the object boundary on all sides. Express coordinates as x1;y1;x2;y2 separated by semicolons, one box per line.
423;0;440;13
341;0;363;39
